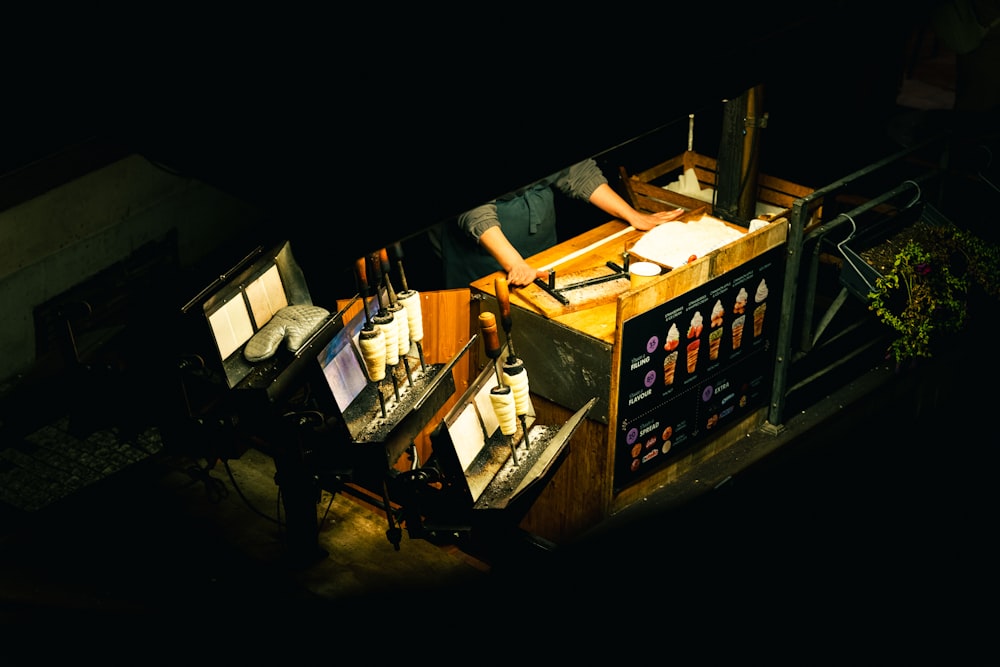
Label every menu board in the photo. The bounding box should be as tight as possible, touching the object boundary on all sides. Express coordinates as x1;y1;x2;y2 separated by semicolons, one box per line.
613;247;783;492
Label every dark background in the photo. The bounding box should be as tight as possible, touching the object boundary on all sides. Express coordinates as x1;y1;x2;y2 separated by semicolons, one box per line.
5;3;917;261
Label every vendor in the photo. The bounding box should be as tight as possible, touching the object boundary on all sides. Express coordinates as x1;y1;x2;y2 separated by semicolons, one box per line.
434;158;683;289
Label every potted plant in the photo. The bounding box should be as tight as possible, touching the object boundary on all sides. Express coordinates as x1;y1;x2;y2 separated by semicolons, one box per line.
865;219;1000;367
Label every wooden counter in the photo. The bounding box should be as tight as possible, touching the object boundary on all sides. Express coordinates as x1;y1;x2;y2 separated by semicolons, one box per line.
471;220;640;344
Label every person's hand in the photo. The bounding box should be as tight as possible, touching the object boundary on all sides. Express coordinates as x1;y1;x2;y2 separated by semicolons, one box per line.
629;207;685;231
506;260;546;287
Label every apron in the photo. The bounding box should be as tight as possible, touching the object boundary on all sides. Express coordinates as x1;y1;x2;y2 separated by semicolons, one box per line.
442;183;558;288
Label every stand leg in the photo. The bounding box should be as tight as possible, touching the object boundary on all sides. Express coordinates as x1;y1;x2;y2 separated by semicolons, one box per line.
273;444;327;568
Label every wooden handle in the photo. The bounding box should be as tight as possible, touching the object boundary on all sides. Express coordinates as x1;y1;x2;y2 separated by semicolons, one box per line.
495;277;511;320
389;242;404;262
478;312;501;359
389;242;410;292
354;257;369;294
378;247;399;303
368;253;387;312
379;248;391;275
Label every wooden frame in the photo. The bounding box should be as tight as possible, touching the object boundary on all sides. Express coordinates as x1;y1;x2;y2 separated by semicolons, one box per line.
619;150;819;225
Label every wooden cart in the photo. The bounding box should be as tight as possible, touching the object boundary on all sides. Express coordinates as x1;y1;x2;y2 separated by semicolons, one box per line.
469;214;789;543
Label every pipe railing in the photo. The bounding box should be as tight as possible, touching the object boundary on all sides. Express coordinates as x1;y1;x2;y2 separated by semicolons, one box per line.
765;136;948;430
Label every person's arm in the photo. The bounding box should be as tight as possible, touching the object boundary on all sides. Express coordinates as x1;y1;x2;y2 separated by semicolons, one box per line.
458;202;545;287
588;182;685;231
478;226;547;287
557;159;684;231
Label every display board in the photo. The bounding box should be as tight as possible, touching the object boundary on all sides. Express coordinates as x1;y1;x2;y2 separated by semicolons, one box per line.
613;246;784;491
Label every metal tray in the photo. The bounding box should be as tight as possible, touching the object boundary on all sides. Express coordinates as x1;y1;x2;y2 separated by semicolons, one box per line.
838;202;952;301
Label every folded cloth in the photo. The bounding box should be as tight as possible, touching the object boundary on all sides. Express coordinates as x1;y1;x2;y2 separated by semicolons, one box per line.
244;304;330;362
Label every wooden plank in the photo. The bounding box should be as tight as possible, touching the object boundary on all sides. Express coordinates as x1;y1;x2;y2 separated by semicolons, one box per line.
402;289;472;469
623;150;819;223
517;395;611;543
473;217;787;346
618;220;787;323
631;153;685;183
630;182;709;214
515;265;631;318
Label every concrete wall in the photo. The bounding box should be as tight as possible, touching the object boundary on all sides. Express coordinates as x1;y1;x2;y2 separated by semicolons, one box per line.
0;152;264;385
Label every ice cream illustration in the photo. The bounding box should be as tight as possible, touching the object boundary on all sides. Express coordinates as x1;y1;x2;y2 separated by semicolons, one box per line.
685;311;703;373
753;278;769;337
687;310;703;339
734;287;748;315
709;327;724;360
663;351;678;385
686;339;700;374
754;278;769;303
663;322;680;385
710;299;725;328
731;314;746;350
663;322;680;352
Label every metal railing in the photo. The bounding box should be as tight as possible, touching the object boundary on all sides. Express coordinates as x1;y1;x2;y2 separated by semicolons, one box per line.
765;136;948;430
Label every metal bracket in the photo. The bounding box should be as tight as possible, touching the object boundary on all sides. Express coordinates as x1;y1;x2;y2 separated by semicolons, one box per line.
532;261;629;305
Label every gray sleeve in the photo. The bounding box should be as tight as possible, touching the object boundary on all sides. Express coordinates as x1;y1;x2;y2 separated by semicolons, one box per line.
551;158;608;201
456;201;500;242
